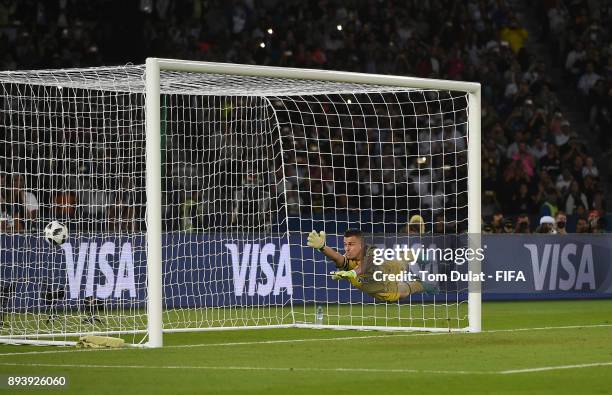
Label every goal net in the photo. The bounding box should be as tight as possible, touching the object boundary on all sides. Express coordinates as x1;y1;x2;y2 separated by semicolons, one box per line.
0;60;481;347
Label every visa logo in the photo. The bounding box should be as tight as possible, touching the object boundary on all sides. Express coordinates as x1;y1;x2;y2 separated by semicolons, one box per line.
524;244;596;291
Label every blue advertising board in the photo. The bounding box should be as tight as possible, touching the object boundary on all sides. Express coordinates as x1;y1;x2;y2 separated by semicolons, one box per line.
1;234;611;311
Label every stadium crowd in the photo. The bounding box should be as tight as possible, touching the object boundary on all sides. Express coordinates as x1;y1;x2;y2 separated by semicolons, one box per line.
0;0;610;234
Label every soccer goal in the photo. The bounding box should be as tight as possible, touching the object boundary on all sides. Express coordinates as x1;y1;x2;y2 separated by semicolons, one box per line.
0;59;480;347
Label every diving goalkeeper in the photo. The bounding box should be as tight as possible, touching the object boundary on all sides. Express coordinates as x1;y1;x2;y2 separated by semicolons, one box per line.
307;229;437;302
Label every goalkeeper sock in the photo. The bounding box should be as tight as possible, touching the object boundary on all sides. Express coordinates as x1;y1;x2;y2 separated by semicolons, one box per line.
418;280;439;295
408;280;439;295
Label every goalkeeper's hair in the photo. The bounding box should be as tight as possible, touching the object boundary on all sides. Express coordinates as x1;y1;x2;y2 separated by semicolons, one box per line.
344;229;363;238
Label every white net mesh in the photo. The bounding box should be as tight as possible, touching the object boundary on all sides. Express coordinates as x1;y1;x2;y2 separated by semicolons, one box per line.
0;68;148;344
0;64;472;345
273;90;470;329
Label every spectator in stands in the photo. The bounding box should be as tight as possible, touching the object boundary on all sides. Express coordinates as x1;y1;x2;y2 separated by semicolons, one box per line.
433;215;445;234
582;156;599;179
547;2;569;62
574;203;588;218
500;17;529;53
565;180;589;215
512;142;535;178
503;162;532;206
591;190;607;214
231;173;271;230
285;190;300;215
539;187;560;218
482;103;501;131
583;175;597;204
482;190;500;218
0;173;15;232
78;177;108;223
571;156;585;184
535;85;559;116
503;219;515;234
10;175;38;232
108;177;136;232
555;120;571;147
589;80;611;150
529;136;547;160
575;217;590;233
604;55;612;80
555;168;573;195
405;214;425;235
565;41;586;80
515;214;531;234
181;190;201;233
482;163;499;198
505;130;524;159
490;123;508;148
549;112;565;142
490;212;504;234
510;183;535;215
309;181;324;214
52;189;76;221
484;138;503;166
536;215;556;234
591;217;607;234
555;211;568;235
561;137;585;164
539;143;561;178
0;0;607;236
578;62;601;96
593;217;608;233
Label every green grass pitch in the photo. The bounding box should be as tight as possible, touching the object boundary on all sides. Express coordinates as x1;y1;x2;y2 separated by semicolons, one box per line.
0;300;611;394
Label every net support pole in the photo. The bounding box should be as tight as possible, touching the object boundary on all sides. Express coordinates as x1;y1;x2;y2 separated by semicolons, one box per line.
467;87;482;333
145;58;163;348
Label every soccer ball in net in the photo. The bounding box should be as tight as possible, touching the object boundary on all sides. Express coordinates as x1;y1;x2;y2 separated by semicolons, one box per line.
44;221;68;246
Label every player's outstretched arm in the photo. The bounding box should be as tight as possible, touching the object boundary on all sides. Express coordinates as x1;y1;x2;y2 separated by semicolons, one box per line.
307;230;345;268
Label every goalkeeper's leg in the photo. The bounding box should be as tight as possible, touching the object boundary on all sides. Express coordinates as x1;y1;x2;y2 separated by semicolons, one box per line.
368;280;439;302
382;261;439;299
397;280;439;299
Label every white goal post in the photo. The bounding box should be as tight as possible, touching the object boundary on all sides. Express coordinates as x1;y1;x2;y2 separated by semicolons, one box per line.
0;58;480;348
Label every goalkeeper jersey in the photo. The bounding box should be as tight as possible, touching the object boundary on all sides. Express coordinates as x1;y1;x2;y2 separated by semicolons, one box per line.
340;245;412;298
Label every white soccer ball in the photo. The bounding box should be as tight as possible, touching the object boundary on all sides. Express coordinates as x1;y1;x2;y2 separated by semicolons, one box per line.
44;221;68;246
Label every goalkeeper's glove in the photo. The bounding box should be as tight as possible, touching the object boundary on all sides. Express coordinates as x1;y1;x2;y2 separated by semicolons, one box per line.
330;270;357;280
307;230;326;251
76;335;125;348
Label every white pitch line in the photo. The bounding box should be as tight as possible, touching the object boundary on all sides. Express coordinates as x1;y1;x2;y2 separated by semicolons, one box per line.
500;361;612;374
151;323;612;351
0;362;490;375
0;323;610;357
0;332;445;357
1;361;611;375
486;323;612;333
165;331;446;349
0;347;116;357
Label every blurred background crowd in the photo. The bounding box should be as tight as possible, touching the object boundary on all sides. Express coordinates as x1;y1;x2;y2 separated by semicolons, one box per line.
0;0;610;234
